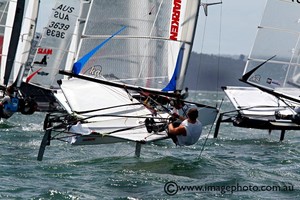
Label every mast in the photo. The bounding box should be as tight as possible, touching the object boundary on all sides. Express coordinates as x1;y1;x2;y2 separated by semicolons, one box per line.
3;0;25;86
64;0;91;73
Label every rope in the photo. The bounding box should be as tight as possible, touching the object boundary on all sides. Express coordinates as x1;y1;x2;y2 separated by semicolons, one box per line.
74;103;142;114
195;1;223;157
199;98;223;157
199;120;215;157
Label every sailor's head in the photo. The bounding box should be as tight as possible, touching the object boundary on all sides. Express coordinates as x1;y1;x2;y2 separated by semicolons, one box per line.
6;86;14;95
187;108;198;121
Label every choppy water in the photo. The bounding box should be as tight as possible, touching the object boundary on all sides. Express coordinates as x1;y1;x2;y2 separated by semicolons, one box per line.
0;92;299;199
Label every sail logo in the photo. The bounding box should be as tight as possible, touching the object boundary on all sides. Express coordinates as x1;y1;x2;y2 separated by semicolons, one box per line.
37;48;53;55
85;65;103;78
170;0;181;41
37;71;49;76
249;74;261;83
34;55;48;65
266;78;281;86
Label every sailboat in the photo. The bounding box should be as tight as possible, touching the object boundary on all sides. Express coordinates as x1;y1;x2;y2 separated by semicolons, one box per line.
19;0;81;113
37;0;221;161
0;0;41;119
215;0;300;141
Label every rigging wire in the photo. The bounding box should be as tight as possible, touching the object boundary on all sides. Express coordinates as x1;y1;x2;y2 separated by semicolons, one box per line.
197;0;223;157
216;0;223;102
193;3;207;101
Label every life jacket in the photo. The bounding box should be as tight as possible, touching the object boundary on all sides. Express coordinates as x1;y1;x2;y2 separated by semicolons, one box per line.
3;97;19;112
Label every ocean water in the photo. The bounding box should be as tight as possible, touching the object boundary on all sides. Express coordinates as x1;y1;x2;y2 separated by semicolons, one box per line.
0;92;299;199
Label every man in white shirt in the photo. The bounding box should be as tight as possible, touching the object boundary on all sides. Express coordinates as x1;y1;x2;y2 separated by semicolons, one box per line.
167;108;202;146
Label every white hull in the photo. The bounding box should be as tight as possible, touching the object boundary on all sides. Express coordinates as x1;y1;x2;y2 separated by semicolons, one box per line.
224;86;297;116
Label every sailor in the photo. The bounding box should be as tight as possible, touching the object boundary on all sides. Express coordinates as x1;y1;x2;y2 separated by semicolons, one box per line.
181;87;189;100
0;86;19;119
169;88;189;110
167;107;202;146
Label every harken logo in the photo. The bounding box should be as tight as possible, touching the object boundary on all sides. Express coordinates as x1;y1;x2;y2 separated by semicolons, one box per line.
169;0;181;41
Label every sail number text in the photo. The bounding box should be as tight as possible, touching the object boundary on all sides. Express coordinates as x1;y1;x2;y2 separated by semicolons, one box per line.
46;4;74;39
46;22;70;38
292;0;300;3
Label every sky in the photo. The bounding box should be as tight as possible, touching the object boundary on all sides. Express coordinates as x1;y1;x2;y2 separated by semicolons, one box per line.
194;0;267;55
37;0;267;56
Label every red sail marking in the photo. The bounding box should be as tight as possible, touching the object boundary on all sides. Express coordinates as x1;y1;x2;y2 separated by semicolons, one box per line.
169;0;181;41
26;68;42;83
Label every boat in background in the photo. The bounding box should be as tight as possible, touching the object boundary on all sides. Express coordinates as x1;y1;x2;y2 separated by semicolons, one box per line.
20;0;82;113
215;0;300;140
0;0;41;118
37;0;221;161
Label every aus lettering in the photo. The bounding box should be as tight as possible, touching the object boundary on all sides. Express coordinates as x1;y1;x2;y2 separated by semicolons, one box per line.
53;4;75;21
56;4;74;13
54;11;70;21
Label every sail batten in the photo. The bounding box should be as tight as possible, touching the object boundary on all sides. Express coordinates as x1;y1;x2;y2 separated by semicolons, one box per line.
258;25;300;34
81;34;192;43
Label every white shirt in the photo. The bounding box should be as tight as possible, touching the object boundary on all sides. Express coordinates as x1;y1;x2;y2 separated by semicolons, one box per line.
176;119;202;146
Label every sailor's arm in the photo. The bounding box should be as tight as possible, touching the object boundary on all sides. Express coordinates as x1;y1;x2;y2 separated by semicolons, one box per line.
168;123;187;136
171;112;186;121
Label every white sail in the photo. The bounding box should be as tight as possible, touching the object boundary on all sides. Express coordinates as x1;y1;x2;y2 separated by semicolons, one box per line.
0;0;16;85
57;0;205;114
26;0;81;89
6;0;39;85
243;0;300;98
0;1;10;85
57;0;218;133
71;0;200;91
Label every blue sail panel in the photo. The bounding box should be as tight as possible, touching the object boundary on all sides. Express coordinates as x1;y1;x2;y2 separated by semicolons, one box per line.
72;26;126;75
162;44;184;92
